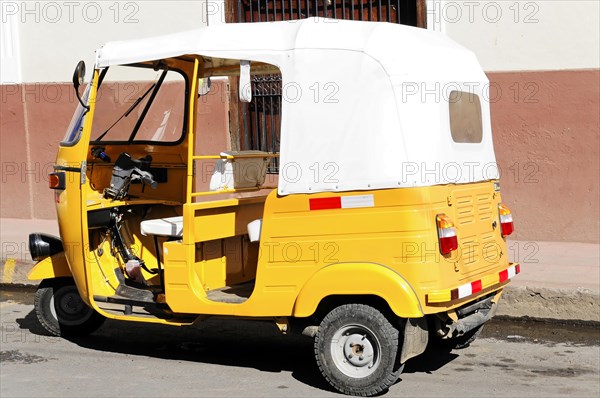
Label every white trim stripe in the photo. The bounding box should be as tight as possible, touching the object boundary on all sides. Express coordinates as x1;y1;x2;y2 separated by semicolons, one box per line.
430;264;521;303
341;195;375;209
457;284;472;299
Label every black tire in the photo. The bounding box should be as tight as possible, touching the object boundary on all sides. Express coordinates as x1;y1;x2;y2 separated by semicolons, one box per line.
314;304;403;396
34;278;105;337
435;324;485;350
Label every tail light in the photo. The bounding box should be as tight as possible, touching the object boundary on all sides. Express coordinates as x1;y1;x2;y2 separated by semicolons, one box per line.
498;203;514;237
437;214;458;255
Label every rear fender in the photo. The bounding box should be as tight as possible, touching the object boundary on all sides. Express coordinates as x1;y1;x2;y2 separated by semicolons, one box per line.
292;262;423;318
27;252;71;281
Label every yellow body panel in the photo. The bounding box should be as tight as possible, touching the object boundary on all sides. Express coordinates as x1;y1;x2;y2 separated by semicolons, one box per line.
252;184;509;316
292;262;423;318
162;180;509;318
28;252;72;280
426;264;518;303
51;58;195;323
52;68;102;304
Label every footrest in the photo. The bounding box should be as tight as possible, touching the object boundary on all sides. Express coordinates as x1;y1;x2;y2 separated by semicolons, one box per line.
115;284;155;302
93;295;165;308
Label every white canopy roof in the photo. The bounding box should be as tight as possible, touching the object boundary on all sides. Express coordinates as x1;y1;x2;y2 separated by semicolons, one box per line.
96;18;499;195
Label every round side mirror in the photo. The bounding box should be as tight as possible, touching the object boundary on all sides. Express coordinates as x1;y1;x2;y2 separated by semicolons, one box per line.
72;61;89;110
73;60;86;89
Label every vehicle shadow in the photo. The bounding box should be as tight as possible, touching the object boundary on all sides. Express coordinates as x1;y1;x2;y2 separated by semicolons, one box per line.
17;309;458;394
403;347;459;374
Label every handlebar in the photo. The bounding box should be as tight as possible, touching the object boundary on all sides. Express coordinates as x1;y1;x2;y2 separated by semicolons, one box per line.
132;169;158;189
104;152;158;200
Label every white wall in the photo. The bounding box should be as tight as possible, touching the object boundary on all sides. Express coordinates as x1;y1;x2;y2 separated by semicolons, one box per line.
0;8;22;83
1;0;229;83
4;0;598;83
429;0;600;71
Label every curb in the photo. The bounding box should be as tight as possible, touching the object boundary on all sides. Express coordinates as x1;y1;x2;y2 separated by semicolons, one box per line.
1;258;36;287
0;283;36;292
498;286;600;323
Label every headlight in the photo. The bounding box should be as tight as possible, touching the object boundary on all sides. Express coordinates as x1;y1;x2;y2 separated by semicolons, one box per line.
29;233;64;261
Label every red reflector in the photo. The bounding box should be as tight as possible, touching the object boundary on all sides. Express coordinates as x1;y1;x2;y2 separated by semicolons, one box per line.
515;264;521;274
309;197;341;211
49;174;60;189
439;235;458;255
451;289;459;300
471;280;482;294
499;269;509;283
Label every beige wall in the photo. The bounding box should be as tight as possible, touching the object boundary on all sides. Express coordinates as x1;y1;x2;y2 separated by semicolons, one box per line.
1;83;72;219
433;0;600;71
1;0;210;83
488;69;599;243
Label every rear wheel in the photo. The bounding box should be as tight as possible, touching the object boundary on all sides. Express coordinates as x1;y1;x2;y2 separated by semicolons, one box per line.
314;304;403;396
34;278;105;337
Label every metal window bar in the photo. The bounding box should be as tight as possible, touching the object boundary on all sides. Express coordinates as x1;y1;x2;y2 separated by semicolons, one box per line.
238;0;416;24
236;0;420;171
244;75;282;172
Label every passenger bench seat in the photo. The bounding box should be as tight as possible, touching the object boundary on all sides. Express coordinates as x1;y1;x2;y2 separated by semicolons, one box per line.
140;216;183;238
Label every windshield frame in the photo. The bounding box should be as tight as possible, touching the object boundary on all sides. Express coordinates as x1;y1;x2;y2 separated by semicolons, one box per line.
59;84;92;147
90;62;190;147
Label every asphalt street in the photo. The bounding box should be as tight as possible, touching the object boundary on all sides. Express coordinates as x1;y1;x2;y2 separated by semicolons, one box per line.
1;289;599;398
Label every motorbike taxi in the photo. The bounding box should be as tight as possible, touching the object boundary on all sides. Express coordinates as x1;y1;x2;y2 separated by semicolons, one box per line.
28;19;519;396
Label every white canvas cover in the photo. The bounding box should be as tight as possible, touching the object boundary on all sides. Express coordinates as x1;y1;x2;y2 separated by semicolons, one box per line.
95;18;499;195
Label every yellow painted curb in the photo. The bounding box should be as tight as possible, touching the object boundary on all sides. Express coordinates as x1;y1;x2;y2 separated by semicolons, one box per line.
2;259;17;284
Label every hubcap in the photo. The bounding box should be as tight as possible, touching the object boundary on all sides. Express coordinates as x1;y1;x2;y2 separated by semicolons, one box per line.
344;334;375;366
50;285;93;326
331;325;381;378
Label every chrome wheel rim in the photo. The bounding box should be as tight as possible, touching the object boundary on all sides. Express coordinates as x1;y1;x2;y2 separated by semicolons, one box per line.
330;324;381;378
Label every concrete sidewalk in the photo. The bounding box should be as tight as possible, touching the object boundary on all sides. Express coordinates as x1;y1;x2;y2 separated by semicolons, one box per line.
495;240;599;322
1;218;599;322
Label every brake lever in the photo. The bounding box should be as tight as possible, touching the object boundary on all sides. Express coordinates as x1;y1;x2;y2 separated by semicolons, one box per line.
91;147;111;163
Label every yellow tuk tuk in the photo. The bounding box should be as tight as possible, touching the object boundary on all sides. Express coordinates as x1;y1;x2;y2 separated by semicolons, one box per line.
28;18;519;396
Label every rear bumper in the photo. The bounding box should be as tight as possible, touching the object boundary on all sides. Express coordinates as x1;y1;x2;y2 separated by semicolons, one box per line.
426;263;521;304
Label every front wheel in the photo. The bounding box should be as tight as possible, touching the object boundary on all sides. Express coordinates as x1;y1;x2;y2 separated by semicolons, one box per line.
314;304;403;396
34;278;105;337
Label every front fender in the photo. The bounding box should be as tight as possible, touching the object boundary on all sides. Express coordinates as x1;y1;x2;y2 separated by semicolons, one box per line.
27;252;72;281
292;262;423;318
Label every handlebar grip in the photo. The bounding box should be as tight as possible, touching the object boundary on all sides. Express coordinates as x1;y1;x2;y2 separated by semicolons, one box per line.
141;174;158;189
131;168;157;189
